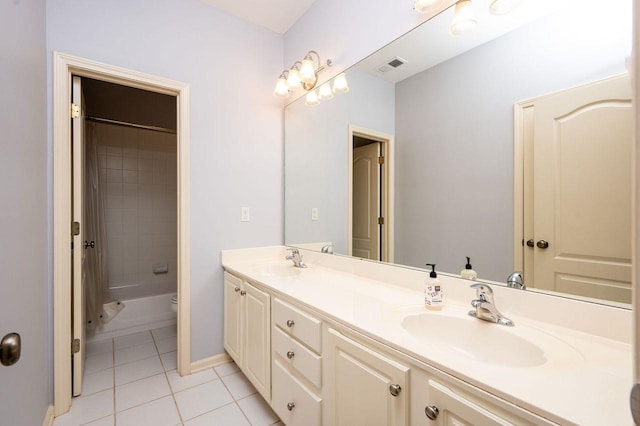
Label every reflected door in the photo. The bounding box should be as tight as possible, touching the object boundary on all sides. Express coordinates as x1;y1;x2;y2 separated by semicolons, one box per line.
352;142;381;260
525;74;632;302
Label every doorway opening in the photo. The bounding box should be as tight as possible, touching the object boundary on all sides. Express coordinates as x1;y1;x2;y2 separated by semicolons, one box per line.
348;124;394;263
53;53;191;416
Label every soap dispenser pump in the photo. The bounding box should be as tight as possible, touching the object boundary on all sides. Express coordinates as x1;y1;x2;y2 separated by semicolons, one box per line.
424;263;443;310
460;256;478;280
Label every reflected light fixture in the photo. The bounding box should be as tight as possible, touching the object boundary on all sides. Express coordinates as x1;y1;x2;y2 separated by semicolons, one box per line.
305;90;320;106
414;0;445;13
450;0;477;36
489;0;523;16
332;73;349;93
318;82;334;100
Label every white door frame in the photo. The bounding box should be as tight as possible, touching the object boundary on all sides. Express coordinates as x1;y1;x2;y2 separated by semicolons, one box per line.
53;52;191;415
347;124;394;263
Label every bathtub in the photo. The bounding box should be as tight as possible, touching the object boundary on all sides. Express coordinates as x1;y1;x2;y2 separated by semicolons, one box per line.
88;293;176;342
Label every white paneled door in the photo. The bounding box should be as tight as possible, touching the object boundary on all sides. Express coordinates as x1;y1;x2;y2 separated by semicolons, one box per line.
352;142;381;260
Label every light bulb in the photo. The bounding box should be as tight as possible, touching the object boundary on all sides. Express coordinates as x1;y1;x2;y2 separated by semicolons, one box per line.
273;76;289;98
305;90;320;106
414;0;444;13
489;0;523;16
300;57;316;84
318;82;333;100
332;73;349;93
286;67;302;91
450;0;477;36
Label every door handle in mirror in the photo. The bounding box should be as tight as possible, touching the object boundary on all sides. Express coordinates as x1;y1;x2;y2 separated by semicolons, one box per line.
526;239;535;247
536;240;549;249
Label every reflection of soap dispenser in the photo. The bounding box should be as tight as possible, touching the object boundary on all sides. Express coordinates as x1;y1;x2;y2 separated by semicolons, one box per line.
460;257;478;280
424;263;443;311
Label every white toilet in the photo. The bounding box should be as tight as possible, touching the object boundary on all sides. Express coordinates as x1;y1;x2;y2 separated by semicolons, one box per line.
170;294;178;313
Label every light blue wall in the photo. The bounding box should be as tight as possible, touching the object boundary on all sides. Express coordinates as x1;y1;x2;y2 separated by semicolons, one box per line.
46;0;285;361
0;0;50;424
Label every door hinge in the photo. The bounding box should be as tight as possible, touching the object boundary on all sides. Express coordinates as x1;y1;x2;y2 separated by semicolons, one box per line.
378;156;385;165
71;103;80;119
378;217;384;225
72;338;80;354
72;221;80;236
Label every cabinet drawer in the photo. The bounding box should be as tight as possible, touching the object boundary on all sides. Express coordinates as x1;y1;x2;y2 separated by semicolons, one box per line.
273;326;322;388
272;358;322;426
273;298;322;353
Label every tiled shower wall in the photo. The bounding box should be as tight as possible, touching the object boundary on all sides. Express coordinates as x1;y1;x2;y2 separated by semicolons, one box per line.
95;122;177;301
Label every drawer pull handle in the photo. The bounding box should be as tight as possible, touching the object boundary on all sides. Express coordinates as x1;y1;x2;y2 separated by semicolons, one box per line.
286;351;295;359
287;402;296;411
286;320;295;327
234;287;241;292
240;290;246;296
389;384;402;397
425;405;439;421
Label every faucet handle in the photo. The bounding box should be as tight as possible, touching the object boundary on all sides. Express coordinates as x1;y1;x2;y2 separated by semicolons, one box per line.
470;282;494;301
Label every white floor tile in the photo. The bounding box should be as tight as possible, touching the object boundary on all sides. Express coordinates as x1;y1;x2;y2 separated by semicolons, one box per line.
166;368;217;393
221;371;257;400
116;395;181;426
114;331;153;350
80;415;114;426
155;335;177;354
85;352;114;375
160;351;177;371
86;339;113;357
174;380;233;421
152;325;177;340
115;342;158;365
184;402;250;426
53;389;113;426
214;361;240;377
237;394;279;426
82;368;114;396
115;355;163;386
115;373;171;412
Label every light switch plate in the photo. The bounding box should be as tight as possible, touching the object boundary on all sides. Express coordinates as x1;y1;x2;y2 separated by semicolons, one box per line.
311;207;318;221
241;207;250;222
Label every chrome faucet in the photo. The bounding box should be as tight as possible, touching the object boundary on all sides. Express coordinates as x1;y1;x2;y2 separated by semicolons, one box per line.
468;283;514;326
507;272;526;290
321;244;333;254
285;248;307;268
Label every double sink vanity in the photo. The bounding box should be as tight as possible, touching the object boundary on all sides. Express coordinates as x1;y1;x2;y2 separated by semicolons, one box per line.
222;246;632;425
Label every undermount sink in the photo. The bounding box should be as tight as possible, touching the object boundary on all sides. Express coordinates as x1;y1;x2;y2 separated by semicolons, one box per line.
400;310;582;368
253;262;303;278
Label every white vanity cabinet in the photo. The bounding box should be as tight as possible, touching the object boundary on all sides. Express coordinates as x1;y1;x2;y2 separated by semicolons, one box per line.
326;328;410;426
270;298;323;426
223;272;271;401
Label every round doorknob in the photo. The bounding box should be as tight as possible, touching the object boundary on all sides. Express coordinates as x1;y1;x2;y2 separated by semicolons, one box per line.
240;290;246;296
389;384;402;397
286;351;295;359
287;402;295;411
536;240;549;249
425;405;440;420
526;239;535;247
234;287;241;292
286;320;295;328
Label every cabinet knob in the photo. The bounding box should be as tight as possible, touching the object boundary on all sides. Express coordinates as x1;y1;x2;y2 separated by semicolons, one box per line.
286;319;295;327
287;402;295;411
286;351;295;359
536;239;549;249
425;405;440;421
389;384;402;397
240;290;246;296
526;239;534;247
234;287;241;292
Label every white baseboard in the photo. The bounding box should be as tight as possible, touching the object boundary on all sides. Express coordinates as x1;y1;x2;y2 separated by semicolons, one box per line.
43;405;54;426
190;352;232;374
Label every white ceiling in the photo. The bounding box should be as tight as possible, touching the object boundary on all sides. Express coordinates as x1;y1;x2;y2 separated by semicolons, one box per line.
199;0;317;34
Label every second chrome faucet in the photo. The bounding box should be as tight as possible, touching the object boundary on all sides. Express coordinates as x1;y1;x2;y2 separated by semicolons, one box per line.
468;283;514;327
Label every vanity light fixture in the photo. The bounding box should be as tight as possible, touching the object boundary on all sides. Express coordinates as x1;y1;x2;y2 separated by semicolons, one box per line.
332;73;349;93
450;0;478;36
305;90;320;106
318;82;334;100
274;50;333;98
489;0;523;16
413;0;445;13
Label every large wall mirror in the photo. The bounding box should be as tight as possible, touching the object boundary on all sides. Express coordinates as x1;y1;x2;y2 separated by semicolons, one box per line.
284;0;632;307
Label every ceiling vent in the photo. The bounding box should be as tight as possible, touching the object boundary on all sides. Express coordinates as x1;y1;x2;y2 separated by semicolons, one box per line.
377;56;407;73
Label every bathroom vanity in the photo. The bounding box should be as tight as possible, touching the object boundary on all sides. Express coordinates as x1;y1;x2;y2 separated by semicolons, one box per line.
221;246;632;426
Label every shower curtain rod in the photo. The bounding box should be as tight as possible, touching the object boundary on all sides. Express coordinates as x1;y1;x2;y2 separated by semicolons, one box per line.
86;116;177;135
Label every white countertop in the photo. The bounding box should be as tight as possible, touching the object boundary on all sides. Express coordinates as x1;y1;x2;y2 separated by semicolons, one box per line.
221;246;633;425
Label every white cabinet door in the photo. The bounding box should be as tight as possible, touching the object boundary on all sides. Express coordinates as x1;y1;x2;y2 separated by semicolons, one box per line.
327;328;409;426
223;272;243;365
243;281;271;401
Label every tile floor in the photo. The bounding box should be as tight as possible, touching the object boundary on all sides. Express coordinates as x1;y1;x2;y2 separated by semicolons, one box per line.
54;326;282;426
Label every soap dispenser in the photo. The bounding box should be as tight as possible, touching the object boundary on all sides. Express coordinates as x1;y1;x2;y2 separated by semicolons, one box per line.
460;256;477;280
424;263;443;311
